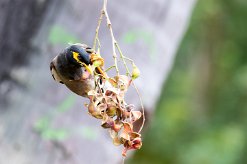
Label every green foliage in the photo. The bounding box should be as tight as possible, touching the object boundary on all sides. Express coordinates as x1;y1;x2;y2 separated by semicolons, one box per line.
48;25;81;45
34;94;99;142
57;94;76;113
34;95;76;141
122;30;157;62
34;117;69;141
129;0;247;163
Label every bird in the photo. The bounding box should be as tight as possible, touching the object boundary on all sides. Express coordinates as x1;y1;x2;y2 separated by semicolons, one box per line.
50;43;106;97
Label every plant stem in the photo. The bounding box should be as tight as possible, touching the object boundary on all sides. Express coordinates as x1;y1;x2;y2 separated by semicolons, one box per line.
115;43;145;133
133;82;145;133
105;65;116;72
115;43;131;76
103;0;120;76
93;8;104;50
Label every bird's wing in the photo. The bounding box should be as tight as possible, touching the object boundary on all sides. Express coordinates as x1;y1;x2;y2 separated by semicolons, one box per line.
50;62;64;84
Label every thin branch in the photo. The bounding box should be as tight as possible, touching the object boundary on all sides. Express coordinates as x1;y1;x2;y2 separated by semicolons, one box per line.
115;43;145;133
123;56;134;64
96;37;101;50
93;8;104;50
105;65;116;72
122;157;125;164
115;43;131;76
102;0;119;76
133;82;145;133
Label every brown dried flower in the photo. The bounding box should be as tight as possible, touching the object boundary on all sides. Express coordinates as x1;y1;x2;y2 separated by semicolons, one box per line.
86;73;143;156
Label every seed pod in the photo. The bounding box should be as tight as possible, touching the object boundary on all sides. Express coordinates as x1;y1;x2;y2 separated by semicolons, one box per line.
131;137;142;149
131;64;140;79
131;111;142;122
91;53;104;67
112;121;123;132
88;102;103;119
88;102;96;114
129;132;141;140
113;136;122;146
120;132;130;142
106;106;117;117
93;60;103;67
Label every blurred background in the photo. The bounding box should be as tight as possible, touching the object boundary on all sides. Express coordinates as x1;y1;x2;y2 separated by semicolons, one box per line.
0;0;246;164
130;0;247;163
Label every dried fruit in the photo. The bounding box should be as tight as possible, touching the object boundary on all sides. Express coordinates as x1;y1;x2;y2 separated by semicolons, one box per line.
86;72;143;156
131;111;142;122
106;106;117;117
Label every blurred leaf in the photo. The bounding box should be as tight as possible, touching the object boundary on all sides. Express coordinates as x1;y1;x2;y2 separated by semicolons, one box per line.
79;127;97;140
122;30;157;62
34;117;50;131
48;25;81;45
57;94;76;112
42;128;69;141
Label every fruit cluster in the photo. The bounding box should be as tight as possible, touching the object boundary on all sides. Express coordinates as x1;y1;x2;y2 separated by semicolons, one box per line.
86;74;142;156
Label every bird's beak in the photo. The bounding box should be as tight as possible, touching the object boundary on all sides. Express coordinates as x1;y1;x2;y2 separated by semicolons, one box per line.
72;51;107;78
73;51;93;74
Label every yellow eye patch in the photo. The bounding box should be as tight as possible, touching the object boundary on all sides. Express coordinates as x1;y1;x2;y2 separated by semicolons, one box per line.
72;51;82;65
72;51;93;74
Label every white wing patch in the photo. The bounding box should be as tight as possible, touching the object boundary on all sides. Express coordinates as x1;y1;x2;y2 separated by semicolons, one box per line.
51;67;63;84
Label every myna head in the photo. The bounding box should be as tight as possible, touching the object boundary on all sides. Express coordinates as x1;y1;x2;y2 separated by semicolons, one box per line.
69;44;107;77
65;44;94;74
67;44;91;65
